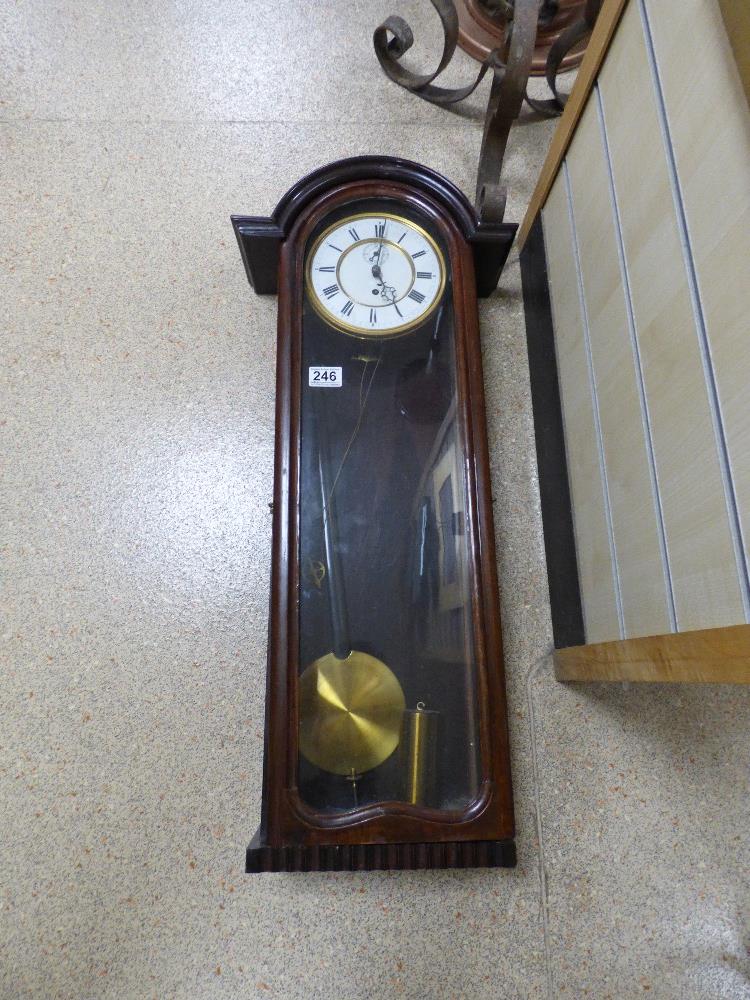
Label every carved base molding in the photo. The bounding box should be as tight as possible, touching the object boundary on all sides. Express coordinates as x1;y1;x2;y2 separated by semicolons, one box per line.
247;838;517;873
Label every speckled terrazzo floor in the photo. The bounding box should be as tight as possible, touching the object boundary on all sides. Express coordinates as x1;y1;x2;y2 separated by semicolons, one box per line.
1;3;749;999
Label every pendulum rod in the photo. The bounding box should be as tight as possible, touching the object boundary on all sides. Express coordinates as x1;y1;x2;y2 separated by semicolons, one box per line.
312;390;353;661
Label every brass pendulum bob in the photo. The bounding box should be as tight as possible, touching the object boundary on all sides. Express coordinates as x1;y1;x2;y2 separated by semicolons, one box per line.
298;388;405;784
299;647;406;776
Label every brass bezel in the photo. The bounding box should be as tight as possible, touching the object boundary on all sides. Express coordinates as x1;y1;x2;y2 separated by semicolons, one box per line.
305;211;447;338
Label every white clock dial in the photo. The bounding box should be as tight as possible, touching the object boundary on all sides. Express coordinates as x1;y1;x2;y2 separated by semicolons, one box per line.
306;213;446;337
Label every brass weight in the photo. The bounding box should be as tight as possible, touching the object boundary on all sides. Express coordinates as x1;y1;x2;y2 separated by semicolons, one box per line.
399;702;439;805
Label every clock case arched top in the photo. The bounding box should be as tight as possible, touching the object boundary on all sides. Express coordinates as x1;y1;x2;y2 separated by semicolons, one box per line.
233;159;516;873
231;156;516;300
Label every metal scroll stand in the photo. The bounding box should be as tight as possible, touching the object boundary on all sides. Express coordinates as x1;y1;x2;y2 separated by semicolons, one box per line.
374;0;602;228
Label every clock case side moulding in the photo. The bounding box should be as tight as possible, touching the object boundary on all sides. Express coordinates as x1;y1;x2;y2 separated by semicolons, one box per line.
232;158;516;873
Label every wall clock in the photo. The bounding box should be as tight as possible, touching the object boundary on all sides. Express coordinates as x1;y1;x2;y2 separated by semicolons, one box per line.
232;156;516;872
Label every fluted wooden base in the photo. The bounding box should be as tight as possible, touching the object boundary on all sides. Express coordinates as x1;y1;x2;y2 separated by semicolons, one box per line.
247;835;516;873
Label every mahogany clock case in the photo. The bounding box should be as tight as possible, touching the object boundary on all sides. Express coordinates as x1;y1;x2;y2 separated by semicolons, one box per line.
232;158;516;873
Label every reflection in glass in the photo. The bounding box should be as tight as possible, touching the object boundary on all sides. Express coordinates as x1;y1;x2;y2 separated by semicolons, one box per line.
298;201;481;814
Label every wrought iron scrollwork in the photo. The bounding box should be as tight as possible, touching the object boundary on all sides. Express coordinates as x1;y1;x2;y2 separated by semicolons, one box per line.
374;0;499;107
525;0;602;114
373;0;602;225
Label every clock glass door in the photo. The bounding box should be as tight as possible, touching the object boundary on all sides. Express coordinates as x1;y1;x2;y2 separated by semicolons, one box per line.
298;198;482;816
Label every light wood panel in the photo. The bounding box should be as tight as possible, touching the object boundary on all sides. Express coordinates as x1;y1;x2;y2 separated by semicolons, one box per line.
565;97;672;638
518;0;632;250
555;623;750;683
597;0;744;630
645;0;750;600
542;173;621;643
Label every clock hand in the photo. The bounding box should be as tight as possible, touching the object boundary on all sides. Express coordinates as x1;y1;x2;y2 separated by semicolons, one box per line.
375;221;386;264
369;223;387;269
371;263;397;305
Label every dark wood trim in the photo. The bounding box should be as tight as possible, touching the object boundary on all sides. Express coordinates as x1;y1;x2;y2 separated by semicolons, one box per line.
247;835;516;873
520;216;585;649
245;168;516;872
231;156;516;298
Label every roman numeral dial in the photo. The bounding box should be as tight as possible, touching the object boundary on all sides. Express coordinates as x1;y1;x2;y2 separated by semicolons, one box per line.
306;212;446;337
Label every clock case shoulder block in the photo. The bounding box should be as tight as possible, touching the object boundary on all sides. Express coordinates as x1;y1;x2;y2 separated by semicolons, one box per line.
231;156;516;298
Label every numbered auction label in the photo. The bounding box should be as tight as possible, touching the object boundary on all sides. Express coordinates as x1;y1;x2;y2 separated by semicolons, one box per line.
308;366;342;387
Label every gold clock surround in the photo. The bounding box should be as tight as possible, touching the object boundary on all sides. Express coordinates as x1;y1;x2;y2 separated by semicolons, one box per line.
305;211;447;338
